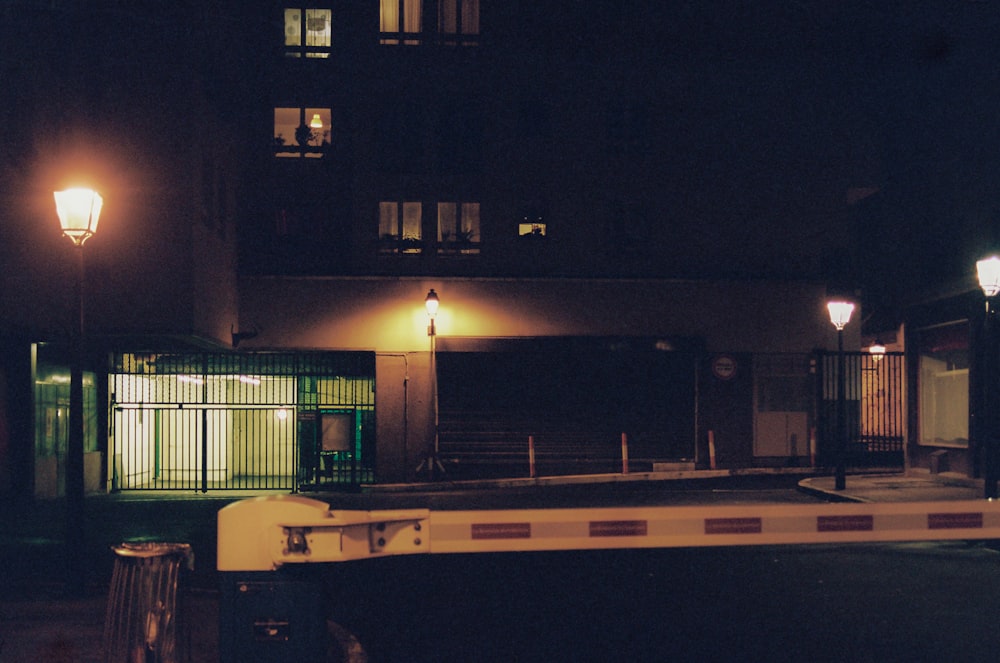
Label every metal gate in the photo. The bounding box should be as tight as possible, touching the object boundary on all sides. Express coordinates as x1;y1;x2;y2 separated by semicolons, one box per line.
816;351;905;467
109;351;375;492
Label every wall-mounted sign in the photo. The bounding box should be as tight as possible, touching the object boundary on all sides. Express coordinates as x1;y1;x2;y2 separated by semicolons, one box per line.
711;354;738;380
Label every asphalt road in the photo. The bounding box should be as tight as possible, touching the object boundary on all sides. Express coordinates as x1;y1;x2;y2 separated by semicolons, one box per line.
5;477;1000;661
327;540;1000;662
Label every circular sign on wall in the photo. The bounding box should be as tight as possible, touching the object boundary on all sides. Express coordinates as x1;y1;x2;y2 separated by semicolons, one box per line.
711;354;738;380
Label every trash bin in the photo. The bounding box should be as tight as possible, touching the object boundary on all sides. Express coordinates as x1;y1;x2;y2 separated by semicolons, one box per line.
103;542;194;663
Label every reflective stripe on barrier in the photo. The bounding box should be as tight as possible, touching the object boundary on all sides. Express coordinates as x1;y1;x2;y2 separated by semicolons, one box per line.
217;496;1000;571
427;500;1000;554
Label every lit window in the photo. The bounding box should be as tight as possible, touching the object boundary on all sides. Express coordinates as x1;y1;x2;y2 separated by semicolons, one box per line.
439;0;479;45
285;8;332;58
518;204;547;239
379;201;423;253
917;322;970;448
437;202;480;254
380;0;422;45
274;107;331;158
519;222;546;238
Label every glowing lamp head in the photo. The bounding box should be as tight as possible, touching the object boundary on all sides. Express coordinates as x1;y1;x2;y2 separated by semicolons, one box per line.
977;255;1000;298
827;300;855;331
54;188;103;246
869;340;886;361
309;113;323;129
425;289;440;336
425;289;440;319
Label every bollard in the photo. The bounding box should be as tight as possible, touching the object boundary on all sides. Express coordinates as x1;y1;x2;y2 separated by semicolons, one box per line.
104;542;194;663
528;435;536;478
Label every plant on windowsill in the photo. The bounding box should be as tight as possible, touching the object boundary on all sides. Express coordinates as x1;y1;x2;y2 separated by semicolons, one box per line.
378;234;423;254
399;235;423;253
440;228;479;254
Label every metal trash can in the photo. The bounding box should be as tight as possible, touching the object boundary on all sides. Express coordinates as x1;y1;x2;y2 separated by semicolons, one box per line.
103;542;194;663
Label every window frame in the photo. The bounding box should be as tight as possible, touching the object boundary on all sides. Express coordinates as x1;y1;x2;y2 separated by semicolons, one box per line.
380;0;423;45
274;107;332;158
379;201;424;254
438;0;480;46
284;7;333;58
437;201;480;254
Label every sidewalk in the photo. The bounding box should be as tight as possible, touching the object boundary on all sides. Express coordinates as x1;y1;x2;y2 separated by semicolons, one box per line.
0;469;989;662
798;468;986;502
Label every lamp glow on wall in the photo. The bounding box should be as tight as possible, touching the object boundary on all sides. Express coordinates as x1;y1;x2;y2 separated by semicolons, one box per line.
827;299;855;491
54;186;102;596
977;254;1000;499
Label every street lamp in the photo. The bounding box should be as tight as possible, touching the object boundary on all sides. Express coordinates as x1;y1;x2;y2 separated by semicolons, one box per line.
417;289;445;479
868;339;886;363
977;255;1000;499
425;288;439;336
827;299;855;491
54;187;102;595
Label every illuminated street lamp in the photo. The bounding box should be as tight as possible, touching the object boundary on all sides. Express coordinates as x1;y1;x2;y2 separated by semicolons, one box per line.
54;187;102;595
868;339;886;362
416;289;445;479
827;299;855;491
425;288;439;336
977;255;1000;499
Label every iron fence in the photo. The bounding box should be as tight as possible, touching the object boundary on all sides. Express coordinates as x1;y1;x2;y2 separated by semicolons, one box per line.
109;351;375;491
816;351;905;467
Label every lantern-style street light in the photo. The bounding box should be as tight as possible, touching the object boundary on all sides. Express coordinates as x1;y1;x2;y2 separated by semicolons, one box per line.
425;288;439;336
416;289;445;479
54;187;102;595
977;255;1000;499
868;339;886;363
827;299;855;491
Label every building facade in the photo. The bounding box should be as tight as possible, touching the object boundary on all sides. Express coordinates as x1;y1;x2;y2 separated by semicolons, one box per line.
21;2;1000;496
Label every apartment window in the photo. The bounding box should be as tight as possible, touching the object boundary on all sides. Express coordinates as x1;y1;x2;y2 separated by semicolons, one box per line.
518;203;547;239
439;0;479;45
438;202;480;254
380;0;422;45
285;8;332;57
274;107;331;158
379;201;423;253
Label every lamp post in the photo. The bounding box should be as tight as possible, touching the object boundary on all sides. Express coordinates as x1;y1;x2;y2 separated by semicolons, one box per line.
868;339;886;362
53;187;102;595
977;255;1000;499
827;300;855;491
421;289;444;478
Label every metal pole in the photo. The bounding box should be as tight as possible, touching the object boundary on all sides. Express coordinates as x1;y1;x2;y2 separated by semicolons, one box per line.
985;298;998;499
65;245;86;595
835;329;847;491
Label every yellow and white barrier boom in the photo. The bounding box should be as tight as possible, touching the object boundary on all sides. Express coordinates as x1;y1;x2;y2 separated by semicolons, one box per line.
217;494;1000;572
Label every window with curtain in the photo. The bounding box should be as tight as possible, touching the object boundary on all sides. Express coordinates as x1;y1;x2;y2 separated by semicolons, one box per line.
437;202;480;254
380;0;422;45
284;8;332;58
439;0;479;45
379;201;423;253
274;107;331;158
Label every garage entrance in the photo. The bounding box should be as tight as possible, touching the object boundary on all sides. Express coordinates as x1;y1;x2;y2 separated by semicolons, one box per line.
435;337;700;477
